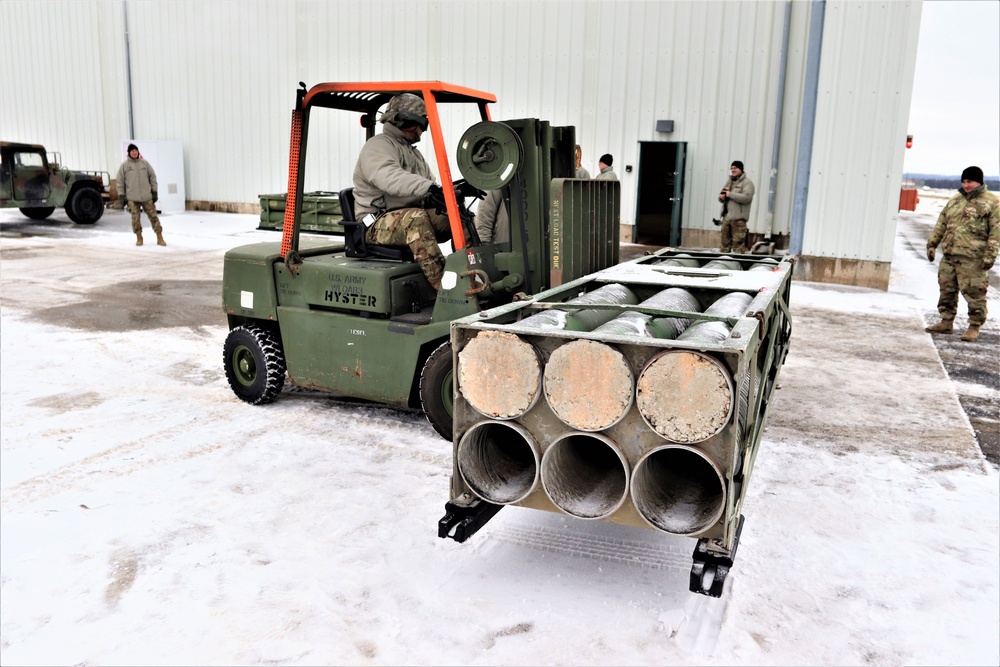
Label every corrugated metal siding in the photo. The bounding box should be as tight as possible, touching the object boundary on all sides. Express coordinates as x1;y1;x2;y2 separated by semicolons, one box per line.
0;1;127;177
803;0;922;262
0;0;920;266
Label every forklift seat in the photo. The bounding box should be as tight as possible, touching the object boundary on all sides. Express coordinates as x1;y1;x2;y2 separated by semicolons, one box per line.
339;187;414;261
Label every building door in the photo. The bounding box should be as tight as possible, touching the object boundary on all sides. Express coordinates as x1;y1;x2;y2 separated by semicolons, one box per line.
634;141;686;246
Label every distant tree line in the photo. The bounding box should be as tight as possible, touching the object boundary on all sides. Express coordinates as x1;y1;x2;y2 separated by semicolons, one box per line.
904;174;1000;190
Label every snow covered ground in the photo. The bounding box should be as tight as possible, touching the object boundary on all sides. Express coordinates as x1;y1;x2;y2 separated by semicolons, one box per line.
1;195;998;666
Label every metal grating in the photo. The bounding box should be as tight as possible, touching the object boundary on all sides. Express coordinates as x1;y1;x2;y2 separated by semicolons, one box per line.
549;179;621;287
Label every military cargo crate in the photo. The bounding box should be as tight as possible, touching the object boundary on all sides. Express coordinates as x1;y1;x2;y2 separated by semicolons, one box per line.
258;191;344;234
444;249;793;584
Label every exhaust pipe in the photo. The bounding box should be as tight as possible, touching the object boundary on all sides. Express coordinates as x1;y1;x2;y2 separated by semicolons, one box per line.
457;331;543;419
636;349;735;443
457;420;539;504
543;340;634;431
630;445;726;535
541;432;629;519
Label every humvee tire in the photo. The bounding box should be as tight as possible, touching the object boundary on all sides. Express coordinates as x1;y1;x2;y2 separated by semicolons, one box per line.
66;188;104;224
20;207;55;220
420;341;454;440
223;325;287;404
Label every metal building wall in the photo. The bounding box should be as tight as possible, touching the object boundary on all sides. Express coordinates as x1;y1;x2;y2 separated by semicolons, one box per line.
803;0;922;263
0;1;128;178
1;0;921;286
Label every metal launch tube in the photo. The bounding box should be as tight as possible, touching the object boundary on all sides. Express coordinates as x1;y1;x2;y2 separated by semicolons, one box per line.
636;349;735;443
700;257;744;271
457;420;540;505
630;445;726;536
457;330;543;419
516;283;640;332
651;254;701;268
748;257;780;271
676;292;753;344
543;339;634;431
541;432;630;520
591;287;702;339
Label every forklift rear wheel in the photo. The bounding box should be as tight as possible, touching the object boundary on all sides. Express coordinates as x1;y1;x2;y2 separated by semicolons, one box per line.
20;206;55;220
420;341;454;440
223;325;287;405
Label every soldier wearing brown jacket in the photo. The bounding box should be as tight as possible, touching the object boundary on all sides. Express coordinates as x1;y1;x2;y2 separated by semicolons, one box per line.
116;144;165;246
925;166;999;342
718;161;755;254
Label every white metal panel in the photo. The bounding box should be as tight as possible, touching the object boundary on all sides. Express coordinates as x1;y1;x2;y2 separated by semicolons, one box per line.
802;0;922;262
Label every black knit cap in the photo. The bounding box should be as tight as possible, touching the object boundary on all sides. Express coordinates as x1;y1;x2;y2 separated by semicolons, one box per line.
961;166;984;184
731;160;744;171
127;143;138;154
600;153;613;166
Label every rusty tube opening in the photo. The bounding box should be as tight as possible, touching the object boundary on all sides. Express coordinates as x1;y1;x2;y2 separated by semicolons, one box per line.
458;331;542;419
543;340;633;431
636;350;734;443
630;445;726;536
541;433;629;519
457;420;539;505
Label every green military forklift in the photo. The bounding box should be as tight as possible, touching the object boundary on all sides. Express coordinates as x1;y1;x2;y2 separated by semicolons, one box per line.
222;81;621;438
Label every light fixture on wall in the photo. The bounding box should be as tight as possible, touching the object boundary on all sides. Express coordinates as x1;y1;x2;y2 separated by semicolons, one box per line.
655;120;675;133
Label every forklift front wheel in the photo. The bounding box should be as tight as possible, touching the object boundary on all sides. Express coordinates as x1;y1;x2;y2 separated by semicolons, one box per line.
223;325;287;405
420;341;454;440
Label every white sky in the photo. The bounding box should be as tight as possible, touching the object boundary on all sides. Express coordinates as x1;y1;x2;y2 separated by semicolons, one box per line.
904;0;1000;176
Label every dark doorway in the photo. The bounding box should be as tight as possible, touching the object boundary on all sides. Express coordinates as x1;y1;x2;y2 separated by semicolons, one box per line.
634;141;686;246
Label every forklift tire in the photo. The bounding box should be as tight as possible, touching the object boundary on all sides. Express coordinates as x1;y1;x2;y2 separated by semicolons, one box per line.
223;325;287;405
20;206;55;220
420;341;454;440
66;187;104;224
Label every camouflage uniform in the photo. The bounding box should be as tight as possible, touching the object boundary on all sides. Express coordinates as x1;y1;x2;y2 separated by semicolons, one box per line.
719;172;755;254
352;94;450;289
367;207;451;289
927;184;1000;327
115;152;163;236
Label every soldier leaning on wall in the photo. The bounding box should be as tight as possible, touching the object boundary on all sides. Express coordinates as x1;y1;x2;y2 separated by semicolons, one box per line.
925;165;999;342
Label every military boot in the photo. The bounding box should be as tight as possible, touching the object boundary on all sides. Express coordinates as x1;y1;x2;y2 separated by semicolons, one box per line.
924;319;953;334
135;231;143;246
960;325;980;342
156;231;166;246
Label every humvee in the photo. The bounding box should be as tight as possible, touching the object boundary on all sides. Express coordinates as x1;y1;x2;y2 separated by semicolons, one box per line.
0;142;107;224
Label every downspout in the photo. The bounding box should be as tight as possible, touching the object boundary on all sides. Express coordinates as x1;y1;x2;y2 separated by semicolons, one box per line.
123;0;136;140
789;0;825;255
765;1;792;242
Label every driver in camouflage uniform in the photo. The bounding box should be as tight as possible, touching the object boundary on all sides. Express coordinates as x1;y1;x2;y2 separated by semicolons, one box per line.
352;93;450;290
925;166;999;342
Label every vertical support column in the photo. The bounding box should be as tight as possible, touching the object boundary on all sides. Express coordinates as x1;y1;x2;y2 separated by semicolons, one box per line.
280;109;302;260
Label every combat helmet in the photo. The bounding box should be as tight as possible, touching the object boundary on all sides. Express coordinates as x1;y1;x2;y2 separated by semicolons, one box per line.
381;93;429;130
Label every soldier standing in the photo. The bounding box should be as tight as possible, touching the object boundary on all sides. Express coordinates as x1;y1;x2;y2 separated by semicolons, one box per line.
115;144;165;246
925;166;999;342
352;93;450;290
595;154;618;181
574;145;591;179
475;189;510;246
718;161;755;254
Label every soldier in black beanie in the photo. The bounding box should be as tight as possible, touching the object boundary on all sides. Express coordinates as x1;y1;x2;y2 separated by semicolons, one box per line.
925;165;998;342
